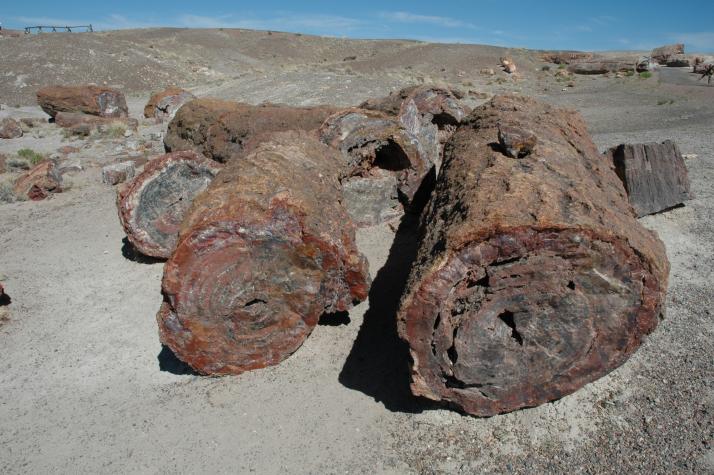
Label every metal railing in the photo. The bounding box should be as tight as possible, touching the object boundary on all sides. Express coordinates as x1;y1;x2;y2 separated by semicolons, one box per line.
24;24;93;34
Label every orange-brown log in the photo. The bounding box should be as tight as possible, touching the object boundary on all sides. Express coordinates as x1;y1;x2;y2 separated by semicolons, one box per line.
158;131;370;375
397;95;669;416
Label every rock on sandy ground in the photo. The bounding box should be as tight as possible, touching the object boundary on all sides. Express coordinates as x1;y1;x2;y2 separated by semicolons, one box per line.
0;30;713;474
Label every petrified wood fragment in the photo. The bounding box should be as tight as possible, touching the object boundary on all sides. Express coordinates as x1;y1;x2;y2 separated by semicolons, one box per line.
117;151;223;259
361;86;468;171
144;86;195;120
607;140;691;217
318;109;433;224
158;131;370;375
398;95;669;416
37;85;128;118
13;161;62;200
164;98;337;162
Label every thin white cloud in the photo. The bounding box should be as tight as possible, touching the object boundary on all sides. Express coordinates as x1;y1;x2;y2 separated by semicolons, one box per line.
175;13;365;33
670;32;714;52
380;11;477;29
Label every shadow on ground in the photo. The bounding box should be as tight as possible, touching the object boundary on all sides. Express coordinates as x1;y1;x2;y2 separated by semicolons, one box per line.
339;213;438;413
158;345;198;375
121;237;164;264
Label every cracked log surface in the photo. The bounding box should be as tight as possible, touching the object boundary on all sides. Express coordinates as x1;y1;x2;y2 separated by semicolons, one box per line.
117;151;223;259
318;108;434;223
397;95;670;416
158;131;370;375
164;98;337;163
36;85;128;118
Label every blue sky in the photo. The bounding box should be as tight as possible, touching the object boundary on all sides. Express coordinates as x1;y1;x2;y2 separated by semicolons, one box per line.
3;1;713;52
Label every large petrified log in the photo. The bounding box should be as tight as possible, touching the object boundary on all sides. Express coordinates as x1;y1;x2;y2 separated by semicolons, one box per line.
567;58;636;74
540;51;594;64
144;86;195;120
164;98;337;162
158;131;370;375
318;108;433;225
607;140;691;217
117;151;223;258
397;95;669;416
36;85;128;118
651;43;685;65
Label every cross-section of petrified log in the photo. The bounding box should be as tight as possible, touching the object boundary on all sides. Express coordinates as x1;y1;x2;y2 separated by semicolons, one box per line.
117;151;223;259
607;140;691;217
144;86;195;120
318;108;434;224
164;98;337;162
36;85;128;118
361;85;469;170
397;95;670;416
158;131;370;375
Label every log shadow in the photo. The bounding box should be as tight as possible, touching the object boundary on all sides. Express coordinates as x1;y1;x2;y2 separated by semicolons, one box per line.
121;237;164;264
319;310;351;326
158;345;198;375
0;293;10;306
339;212;438;413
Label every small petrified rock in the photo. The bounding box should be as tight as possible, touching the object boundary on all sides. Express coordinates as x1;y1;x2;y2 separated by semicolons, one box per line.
0;118;23;139
607;140;691;217
651;43;684;65
341;171;402;227
144;86;195;120
398;95;669;416
498;125;537;158
37;85;128;118
116;151;223;259
500;57;517;74
102;162;135;186
13;161;62;200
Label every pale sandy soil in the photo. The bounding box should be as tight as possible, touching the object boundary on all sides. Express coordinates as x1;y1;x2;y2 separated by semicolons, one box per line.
0;29;712;474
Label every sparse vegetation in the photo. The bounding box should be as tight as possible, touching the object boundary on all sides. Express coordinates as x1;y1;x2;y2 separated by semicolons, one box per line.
558;64;566;69
639;71;653;79
542;65;551;71
0;180;18;203
625;70;635;77
95;123;127;139
16;148;45;165
657;99;675;105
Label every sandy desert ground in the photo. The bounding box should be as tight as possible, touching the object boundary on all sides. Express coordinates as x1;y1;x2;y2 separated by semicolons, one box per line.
0;29;713;474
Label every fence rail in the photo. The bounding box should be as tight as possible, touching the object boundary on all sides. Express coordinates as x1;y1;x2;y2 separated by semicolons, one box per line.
24;25;93;34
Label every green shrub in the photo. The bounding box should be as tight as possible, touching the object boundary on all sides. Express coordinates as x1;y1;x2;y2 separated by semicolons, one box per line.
16;148;45;165
625;70;635;77
558;64;566;69
639;71;652;79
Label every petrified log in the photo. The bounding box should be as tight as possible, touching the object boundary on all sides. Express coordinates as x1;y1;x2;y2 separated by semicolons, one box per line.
540;51;594;64
398;95;669;416
360;85;468;169
144;87;195;120
318;108;433;224
117;151;223;258
158;131;370;375
13;161;62;200
36;85;128;118
607;140;691;217
164;98;337;162
568;59;636;74
651;43;684;65
54;112;138;131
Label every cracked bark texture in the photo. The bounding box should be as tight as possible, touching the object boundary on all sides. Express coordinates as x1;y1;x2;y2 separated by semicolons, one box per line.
164;98;337;163
397;95;669;416
158;131;370;375
117;151;223;259
37;85;128;118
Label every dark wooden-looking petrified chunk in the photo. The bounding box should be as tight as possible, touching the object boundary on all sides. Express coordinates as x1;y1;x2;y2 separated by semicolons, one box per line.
397;95;669;416
164;98;337;163
318;108;434;225
158;131;370;375
607;140;691;217
117;151;223;259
